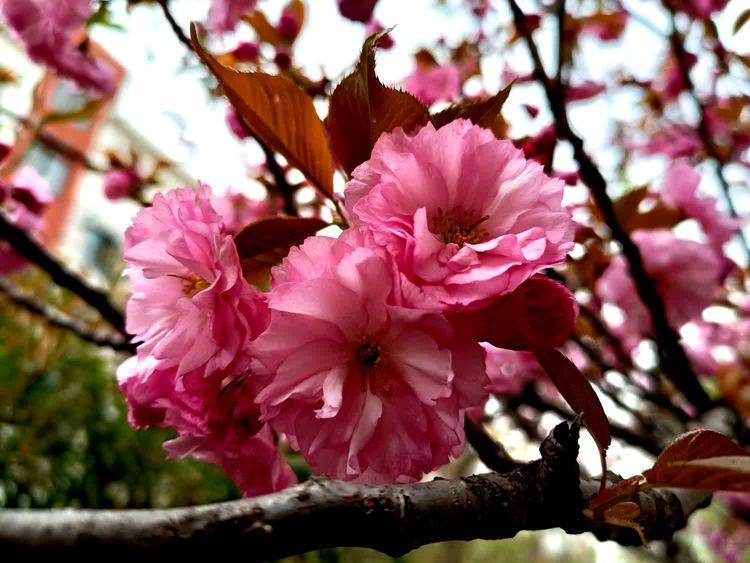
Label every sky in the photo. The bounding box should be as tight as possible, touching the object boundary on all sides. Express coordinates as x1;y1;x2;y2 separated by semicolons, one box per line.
89;0;749;211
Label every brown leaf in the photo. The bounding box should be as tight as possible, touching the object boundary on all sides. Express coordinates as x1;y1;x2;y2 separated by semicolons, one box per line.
234;216;328;267
611;187;683;232
643;429;750;492
431;83;513;139
533;348;611;481
588;476;646;514
415;49;438;68
243;10;282;45
326;31;430;176
191;24;334;196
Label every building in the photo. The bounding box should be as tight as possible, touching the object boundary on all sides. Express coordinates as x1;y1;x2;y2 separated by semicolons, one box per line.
0;28;193;288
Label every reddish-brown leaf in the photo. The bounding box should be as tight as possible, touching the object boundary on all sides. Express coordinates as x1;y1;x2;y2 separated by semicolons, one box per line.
414;48;438;68
643;429;750;492
326;32;430;176
243;10;282;45
533;348;611;479
588;476;646;514
191;24;334;196
610;186;684;232
234;216;328;266
431;83;513;139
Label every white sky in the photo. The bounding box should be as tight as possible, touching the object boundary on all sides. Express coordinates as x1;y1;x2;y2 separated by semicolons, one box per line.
90;0;749;199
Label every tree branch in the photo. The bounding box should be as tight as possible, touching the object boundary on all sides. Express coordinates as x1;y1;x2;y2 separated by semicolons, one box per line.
0;277;134;352
464;417;523;473
662;5;750;262
0;212;127;335
257;138;298;216
157;0;195;54
505;0;712;412
0;422;706;559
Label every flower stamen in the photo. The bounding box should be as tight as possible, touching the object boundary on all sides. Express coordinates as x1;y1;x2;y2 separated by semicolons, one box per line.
431;206;489;246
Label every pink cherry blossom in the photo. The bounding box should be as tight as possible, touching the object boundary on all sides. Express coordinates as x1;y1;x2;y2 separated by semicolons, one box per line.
659;160;740;251
253;229;488;483
0;0;115;94
404;64;461;106
366;20;393;49
277;9;300;41
208;0;258;34
596;229;722;348
124;183;269;379
116;357;295;497
654;52;696;103
0;166;53;275
232;41;260;63
666;0;729;19
103;168;140;201
337;0;378;23
633;125;702;159
483;345;545;397
212;189;271;235
565;81;606;103
226;106;252;140
515;124;557;165
345;119;574;311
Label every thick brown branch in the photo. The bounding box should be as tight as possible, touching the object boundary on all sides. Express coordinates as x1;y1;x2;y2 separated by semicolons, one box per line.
0;212;127;335
0;422;705;560
505;0;712;412
0;277;134;352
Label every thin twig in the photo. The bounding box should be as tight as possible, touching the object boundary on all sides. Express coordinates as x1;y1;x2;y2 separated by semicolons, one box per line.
0;212;127;335
156;0;195;53
257;139;298;216
464;418;523;473
505;0;712;412
0;107;105;173
662;5;750;262
0;277;134;353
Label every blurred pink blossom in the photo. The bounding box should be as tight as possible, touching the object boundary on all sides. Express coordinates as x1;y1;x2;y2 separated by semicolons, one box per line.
0;166;53;275
404;64;461;105
659;160;740;251
212;189;271;235
0;0;115;94
337;0;378;23
596;229;722;348
208;0;257;34
103;168;140;201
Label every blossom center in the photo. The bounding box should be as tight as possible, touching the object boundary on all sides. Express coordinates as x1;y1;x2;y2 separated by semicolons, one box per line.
431;206;489;246
356;341;382;369
181;274;210;296
354;340;395;396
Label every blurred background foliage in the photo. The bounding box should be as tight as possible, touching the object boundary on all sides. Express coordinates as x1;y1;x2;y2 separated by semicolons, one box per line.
0;272;239;510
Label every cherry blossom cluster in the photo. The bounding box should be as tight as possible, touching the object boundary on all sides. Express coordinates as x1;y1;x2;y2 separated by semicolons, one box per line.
119;119;578;495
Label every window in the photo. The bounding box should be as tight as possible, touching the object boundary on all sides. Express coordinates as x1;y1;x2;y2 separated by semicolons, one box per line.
82;222;120;281
22;142;70;196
